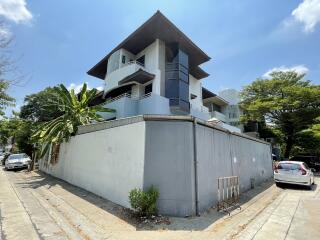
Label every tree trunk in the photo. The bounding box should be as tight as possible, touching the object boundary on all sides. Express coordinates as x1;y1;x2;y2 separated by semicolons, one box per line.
284;136;294;159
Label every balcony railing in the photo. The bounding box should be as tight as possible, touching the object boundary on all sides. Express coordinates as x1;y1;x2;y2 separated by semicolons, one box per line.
105;92;153;105
124;60;145;68
191;104;209;113
211;111;227;122
105;61;147;91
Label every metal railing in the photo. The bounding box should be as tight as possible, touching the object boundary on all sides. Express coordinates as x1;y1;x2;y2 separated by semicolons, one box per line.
105;92;153;105
190;103;209;113
139;92;152;100
124;60;145;68
105;93;132;104
217;176;241;215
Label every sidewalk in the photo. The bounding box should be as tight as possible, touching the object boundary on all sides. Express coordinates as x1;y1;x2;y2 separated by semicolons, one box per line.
0;168;319;240
0;168;39;240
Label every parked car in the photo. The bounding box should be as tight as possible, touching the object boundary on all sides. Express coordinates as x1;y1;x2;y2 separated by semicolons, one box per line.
290;156;320;171
274;161;315;189
5;153;31;170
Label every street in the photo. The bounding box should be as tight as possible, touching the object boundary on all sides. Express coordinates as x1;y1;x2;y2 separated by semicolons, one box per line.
0;168;319;240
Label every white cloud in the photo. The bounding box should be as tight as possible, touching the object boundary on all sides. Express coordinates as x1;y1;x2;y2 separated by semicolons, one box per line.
263;65;309;78
96;86;103;91
0;24;10;38
292;0;320;33
67;83;103;94
0;0;33;23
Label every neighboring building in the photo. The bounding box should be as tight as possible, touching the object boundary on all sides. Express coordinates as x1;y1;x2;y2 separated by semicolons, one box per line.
218;89;243;130
202;88;241;133
88;11;212;122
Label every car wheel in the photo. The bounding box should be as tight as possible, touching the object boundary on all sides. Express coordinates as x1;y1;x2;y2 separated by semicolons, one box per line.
275;182;281;187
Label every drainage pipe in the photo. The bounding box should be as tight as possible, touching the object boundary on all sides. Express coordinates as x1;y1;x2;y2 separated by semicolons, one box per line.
192;117;200;216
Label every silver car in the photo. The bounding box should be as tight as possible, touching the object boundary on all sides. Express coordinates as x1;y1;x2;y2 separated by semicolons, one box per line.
5;153;31;170
274;161;315;189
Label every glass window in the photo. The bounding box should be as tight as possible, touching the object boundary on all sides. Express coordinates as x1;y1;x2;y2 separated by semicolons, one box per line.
122;55;126;64
107;50;120;74
136;55;145;66
144;83;152;95
166;70;179;80
166;79;179;98
278;163;300;170
165;44;190;112
179;50;189;67
8;154;26;160
180;71;189;83
303;163;310;170
179;81;189;102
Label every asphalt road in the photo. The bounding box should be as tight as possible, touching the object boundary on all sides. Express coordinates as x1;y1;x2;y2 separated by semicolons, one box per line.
0;168;319;240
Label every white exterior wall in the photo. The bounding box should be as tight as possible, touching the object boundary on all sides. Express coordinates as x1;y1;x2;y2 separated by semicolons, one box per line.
104;40;164;96
120;49;135;67
189;74;203;109
135;39;162;95
40;121;146;208
39;117;272;217
158;40;166;96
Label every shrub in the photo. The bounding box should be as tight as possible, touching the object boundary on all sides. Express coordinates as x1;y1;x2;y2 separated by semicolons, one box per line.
129;185;159;216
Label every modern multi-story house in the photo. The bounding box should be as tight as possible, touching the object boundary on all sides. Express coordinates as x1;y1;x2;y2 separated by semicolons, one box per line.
88;11;241;133
88;11;213;120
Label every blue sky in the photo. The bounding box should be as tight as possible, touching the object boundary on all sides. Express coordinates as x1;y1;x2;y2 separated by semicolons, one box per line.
1;0;320;115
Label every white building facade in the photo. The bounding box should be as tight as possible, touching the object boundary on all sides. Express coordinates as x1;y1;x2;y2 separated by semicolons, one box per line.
88;11;212;121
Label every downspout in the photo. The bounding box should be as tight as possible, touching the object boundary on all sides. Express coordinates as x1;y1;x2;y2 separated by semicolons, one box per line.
192;117;199;216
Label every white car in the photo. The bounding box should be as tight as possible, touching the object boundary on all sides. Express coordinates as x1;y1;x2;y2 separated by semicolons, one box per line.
274;161;315;189
5;153;31;170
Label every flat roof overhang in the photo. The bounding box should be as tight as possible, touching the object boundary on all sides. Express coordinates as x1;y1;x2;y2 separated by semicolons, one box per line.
191;66;209;79
203;96;229;106
88;11;211;80
202;87;216;99
118;69;155;85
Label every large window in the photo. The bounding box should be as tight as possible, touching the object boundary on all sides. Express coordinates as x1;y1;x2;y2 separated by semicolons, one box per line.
144;83;152;95
107;50;120;74
165;43;190;112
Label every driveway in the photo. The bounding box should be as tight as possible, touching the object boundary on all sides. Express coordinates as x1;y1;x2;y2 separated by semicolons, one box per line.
0;168;319;240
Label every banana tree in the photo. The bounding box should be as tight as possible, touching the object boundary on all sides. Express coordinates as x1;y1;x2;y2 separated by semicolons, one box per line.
32;83;114;159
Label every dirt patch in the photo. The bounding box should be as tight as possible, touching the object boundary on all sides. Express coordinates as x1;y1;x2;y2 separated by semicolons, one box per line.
121;209;171;229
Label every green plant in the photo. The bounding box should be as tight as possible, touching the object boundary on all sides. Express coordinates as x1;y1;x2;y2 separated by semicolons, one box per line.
240;71;320;158
32;83;114;157
129;186;159;216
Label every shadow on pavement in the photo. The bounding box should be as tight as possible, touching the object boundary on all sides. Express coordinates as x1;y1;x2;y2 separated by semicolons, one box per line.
15;170;276;231
276;182;318;191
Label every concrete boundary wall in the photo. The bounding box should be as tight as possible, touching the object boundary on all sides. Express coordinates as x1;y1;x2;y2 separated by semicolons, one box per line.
40;121;146;208
40;115;273;217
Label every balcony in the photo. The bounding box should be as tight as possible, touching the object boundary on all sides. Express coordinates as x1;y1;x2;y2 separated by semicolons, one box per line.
105;61;154;91
210;111;227;123
190;104;210;120
100;93;171;120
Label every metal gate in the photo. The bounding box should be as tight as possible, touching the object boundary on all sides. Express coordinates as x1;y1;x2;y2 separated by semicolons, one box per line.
217;176;241;214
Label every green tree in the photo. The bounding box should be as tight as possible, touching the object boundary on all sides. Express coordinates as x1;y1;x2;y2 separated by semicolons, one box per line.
20;87;63;122
0;116;34;155
33;83;114;156
240;71;320;158
0;22;15;115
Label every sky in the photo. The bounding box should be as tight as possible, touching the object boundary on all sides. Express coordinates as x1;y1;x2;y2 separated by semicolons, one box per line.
0;0;320;115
